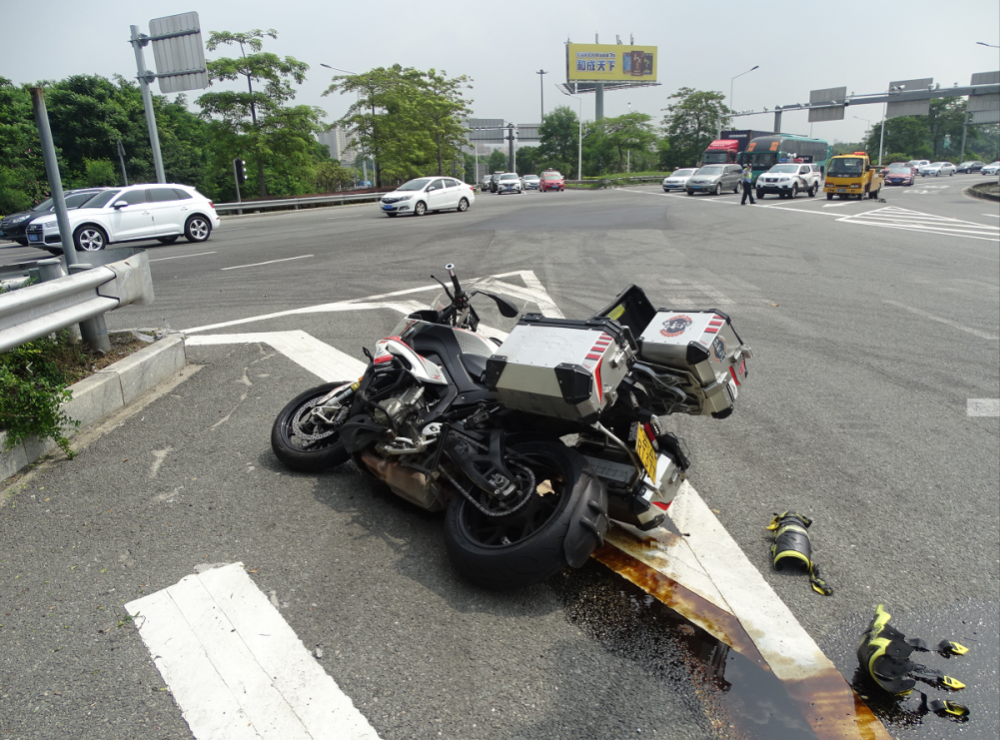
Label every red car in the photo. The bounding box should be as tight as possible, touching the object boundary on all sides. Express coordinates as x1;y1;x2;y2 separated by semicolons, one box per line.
883;162;916;186
539;170;565;192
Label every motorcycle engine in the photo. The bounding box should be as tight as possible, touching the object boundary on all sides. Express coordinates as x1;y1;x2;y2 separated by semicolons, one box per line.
373;385;426;429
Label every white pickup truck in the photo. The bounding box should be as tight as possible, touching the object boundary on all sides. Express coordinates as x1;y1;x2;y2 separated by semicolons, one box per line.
755;163;824;199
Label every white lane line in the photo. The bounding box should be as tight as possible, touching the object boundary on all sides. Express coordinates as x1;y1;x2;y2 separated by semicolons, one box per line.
126;564;381;740
822;202;851;208
883;300;999;340
984;213;1000;218
187;331;366;381
221;255;314;271
150;251;217;263
183;270;549;335
968;399;1000;417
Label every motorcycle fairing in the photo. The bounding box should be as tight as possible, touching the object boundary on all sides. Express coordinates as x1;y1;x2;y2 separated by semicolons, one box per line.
373;337;449;386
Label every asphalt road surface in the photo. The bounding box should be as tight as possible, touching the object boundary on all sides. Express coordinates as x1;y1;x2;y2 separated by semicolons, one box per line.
2;177;998;740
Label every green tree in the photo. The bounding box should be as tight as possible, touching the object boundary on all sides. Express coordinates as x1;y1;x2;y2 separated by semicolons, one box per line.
662;88;731;168
487;148;508;173
599;112;656;172
314;160;358;192
515;145;541;175
0;77;46;213
200;29;320;197
538;106;580;177
324;65;471;186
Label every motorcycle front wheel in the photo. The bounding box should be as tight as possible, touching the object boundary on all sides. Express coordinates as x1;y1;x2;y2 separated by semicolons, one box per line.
444;440;608;590
271;381;352;472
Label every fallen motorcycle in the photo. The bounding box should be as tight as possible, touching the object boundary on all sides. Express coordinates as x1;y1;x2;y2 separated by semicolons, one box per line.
271;264;751;589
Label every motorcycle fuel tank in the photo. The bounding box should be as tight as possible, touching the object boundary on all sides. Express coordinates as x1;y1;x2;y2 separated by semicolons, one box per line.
485;315;635;422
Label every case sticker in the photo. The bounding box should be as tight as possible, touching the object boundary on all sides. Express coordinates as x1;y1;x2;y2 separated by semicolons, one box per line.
660;314;693;337
711;336;727;362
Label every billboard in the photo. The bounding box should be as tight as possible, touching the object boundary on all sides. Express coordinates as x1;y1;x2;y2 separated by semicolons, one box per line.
567;44;657;83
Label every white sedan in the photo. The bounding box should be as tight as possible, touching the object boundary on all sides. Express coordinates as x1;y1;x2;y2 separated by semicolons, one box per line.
920;162;956;177
379;177;475;217
662;168;698;192
981;162;1000;176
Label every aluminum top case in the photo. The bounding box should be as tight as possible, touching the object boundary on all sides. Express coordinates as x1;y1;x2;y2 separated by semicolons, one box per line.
485;314;635;422
636;309;749;417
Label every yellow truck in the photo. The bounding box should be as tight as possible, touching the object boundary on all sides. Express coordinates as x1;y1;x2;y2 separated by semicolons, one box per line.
824;152;883;200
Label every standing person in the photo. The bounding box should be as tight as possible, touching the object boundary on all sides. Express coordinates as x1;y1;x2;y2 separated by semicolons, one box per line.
741;163;755;205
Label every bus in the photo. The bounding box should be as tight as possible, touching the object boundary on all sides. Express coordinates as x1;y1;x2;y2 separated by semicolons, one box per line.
741;135;831;183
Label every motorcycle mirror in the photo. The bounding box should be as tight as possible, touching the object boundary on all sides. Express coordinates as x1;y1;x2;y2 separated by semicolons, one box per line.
472;290;519;318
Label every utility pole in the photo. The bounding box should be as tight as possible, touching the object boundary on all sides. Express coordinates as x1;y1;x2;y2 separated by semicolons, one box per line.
129;25;166;183
536;70;547;122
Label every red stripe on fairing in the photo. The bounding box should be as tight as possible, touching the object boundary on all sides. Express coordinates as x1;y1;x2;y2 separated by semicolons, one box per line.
595;359;603;403
704;327;719;334
729;365;741;386
374;355;392;364
708;321;723;327
586;354;602;361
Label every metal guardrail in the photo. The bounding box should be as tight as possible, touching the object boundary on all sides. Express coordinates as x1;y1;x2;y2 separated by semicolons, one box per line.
214;191;387;214
0;249;154;353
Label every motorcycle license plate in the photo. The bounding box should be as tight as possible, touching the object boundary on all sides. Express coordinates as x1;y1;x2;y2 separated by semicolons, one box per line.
635;428;657;484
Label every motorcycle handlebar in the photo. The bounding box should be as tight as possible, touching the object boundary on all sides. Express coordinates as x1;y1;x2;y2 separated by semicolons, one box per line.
445;263;463;297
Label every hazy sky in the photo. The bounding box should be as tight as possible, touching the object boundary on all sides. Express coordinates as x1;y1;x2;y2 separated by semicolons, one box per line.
3;0;999;144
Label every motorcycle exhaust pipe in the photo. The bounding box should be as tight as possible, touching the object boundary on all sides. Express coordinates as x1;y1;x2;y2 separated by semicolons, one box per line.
359;451;447;512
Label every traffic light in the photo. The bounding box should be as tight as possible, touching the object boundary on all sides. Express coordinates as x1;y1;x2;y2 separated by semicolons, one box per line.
234;158;247;184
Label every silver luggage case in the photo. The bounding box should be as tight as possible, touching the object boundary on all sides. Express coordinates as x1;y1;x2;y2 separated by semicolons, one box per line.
485;315;635;422
636;310;750;418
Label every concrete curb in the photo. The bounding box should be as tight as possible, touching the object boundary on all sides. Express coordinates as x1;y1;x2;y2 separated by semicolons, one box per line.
963;181;1000;202
0;334;187;482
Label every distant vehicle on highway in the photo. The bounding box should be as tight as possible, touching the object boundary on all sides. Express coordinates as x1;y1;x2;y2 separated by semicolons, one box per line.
539;170;565;192
0;188;108;246
906;159;931;171
379;177;475;217
920;162;956;177
480;174;492;191
496;173;522;195
981;161;1000;176
956;160;985;174
685;164;742;196
662;168;697;192
521;174;540;190
755;163;822;199
26;184;219;252
883;163;916;186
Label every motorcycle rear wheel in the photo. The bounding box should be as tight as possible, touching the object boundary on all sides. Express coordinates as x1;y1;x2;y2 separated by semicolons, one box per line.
444;440;608;590
271;381;352;472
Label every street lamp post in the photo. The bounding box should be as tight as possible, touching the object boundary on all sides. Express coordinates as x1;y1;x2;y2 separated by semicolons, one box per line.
723;65;759;136
557;85;583;181
322;63;377;186
536;70;547;122
853;115;872;145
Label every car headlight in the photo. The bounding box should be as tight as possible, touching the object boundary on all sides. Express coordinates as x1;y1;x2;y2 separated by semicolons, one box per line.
396;195;412;201
9;214;30;223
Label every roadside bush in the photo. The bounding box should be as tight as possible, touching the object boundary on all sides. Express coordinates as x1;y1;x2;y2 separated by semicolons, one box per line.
0;332;79;458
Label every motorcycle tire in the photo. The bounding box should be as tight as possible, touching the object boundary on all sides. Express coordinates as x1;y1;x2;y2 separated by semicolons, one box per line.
443;440;608;590
271;381;352;472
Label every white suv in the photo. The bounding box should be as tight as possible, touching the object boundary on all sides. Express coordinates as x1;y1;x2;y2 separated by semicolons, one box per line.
26;183;220;252
495;173;522;194
756;163;823;199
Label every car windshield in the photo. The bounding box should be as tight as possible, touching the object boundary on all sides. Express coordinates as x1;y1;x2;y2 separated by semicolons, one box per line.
828;158;864;176
524;175;539;180
670;169;697;177
769;165;799;173
697;166;723;175
398;178;432;191
887;165;910;171
500;174;518;180
542;173;561;179
80;190;122;208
